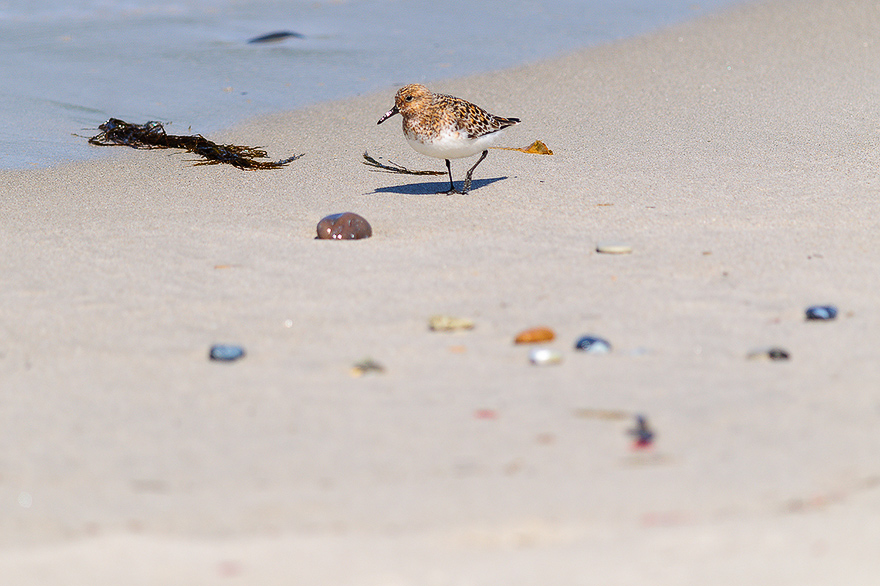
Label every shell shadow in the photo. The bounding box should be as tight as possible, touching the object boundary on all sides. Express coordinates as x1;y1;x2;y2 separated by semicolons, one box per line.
371;176;507;195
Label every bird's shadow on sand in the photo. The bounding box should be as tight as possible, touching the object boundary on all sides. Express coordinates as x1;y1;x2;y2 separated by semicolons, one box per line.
370;176;507;196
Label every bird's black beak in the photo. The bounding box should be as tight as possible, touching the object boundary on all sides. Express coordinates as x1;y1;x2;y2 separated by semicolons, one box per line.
377;105;399;125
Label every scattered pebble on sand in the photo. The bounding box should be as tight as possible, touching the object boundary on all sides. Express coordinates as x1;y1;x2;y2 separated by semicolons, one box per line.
746;347;790;361
529;347;563;365
316;212;372;240
628;414;655;448
514;327;555;344
536;432;556;444
574;335;612;353
474;409;498;419
209;344;245;362
573;408;630;420
596;241;633;254
350;358;385;377
805;305;838;321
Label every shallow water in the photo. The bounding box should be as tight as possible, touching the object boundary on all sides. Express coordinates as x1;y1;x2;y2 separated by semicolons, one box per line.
0;0;741;169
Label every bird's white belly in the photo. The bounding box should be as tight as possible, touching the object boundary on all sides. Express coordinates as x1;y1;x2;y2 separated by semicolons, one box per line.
406;127;505;160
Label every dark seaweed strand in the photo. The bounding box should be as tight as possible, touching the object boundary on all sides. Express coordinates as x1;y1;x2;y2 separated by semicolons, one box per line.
361;151;445;175
88;118;170;149
88;119;302;169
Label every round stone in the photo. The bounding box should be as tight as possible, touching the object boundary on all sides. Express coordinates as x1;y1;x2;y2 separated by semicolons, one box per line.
316;212;372;240
574;335;612;353
529;347;563;365
209;344;245;362
805;305;838;321
596;241;633;254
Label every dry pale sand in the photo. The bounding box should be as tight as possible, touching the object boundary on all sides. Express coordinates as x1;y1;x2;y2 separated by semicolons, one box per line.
2;0;880;583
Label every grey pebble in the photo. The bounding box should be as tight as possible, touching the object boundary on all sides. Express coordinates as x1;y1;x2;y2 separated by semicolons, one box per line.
746;347;790;361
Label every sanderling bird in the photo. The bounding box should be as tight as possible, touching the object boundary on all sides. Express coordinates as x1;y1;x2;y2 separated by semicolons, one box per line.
377;83;520;194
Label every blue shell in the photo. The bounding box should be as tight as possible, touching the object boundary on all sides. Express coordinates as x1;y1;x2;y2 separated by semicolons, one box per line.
574;335;612;353
209;344;246;361
805;305;838;321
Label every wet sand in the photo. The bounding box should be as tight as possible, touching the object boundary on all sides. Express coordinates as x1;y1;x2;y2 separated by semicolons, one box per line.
2;0;880;583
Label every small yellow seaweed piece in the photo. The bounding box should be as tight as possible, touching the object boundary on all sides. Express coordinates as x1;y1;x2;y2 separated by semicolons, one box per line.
493;140;554;155
521;140;553;155
429;315;475;331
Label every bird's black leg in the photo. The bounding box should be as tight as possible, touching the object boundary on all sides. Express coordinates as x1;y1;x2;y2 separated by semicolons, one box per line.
439;159;460;195
462;150;488;194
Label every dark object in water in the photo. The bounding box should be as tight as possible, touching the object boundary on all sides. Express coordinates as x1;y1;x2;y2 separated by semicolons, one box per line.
248;31;304;44
316;212;373;240
88;118;302;169
805;305;838;321
629;414;655;448
209;344;245;362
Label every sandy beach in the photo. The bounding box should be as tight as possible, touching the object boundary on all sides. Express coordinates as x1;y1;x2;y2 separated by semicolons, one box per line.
2;0;880;582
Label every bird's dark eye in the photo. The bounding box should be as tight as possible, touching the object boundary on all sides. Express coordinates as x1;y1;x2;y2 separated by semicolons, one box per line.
405;95;413;102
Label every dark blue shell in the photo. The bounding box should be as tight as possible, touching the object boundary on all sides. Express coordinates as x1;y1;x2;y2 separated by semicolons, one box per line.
805;305;838;321
574;335;612;353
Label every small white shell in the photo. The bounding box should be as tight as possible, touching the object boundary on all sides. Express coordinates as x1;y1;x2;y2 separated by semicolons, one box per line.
596;241;633;254
529;347;563;365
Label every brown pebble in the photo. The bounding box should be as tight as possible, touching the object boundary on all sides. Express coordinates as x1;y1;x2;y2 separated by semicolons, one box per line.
536;433;556;445
514;327;555;344
316;212;372;240
349;358;385;377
